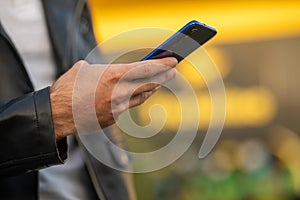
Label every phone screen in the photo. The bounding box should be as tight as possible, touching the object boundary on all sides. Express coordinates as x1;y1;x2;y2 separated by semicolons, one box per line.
141;20;217;62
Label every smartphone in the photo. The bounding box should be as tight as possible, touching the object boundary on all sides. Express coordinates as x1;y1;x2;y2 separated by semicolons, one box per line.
141;20;217;62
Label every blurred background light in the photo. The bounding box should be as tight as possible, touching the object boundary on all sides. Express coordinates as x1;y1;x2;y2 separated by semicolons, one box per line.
88;0;300;199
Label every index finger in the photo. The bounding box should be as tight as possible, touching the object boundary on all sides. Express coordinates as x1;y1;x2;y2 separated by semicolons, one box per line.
123;57;178;80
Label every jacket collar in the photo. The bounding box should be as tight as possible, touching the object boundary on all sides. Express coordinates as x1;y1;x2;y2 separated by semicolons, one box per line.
41;0;97;77
0;21;34;92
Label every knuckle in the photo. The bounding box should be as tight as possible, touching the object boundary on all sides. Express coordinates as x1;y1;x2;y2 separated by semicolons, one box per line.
122;63;136;76
142;61;152;76
74;60;88;68
114;93;125;103
116;88;130;99
165;69;176;80
113;88;130;102
114;103;128;115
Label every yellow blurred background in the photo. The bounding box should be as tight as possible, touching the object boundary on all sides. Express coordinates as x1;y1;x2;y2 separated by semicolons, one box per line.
88;1;300;199
89;0;300;43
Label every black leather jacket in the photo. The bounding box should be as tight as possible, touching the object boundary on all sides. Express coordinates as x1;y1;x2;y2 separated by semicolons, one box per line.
0;0;130;199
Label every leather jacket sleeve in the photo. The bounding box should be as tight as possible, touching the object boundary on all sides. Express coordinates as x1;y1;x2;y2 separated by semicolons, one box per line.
0;87;68;177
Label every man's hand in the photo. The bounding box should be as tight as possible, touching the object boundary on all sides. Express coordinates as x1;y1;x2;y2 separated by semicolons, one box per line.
50;57;177;140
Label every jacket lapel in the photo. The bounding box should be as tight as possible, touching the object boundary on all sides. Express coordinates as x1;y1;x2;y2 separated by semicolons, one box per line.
41;0;98;77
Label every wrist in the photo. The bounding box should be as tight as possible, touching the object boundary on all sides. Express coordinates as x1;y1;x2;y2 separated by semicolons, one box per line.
50;85;76;140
